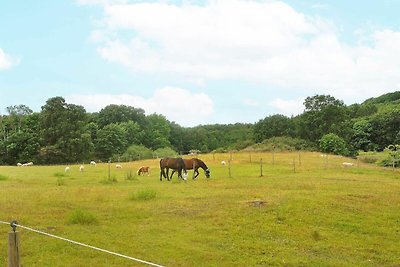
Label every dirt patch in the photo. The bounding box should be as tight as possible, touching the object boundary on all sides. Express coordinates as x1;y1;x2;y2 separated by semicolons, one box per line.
248;200;267;208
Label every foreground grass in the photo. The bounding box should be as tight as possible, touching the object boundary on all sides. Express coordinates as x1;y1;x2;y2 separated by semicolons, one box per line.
0;152;399;266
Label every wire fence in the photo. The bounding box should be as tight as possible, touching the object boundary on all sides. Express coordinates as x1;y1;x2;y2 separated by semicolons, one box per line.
1;220;165;267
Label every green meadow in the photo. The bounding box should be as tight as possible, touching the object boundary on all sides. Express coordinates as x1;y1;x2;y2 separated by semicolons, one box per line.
1;152;399;266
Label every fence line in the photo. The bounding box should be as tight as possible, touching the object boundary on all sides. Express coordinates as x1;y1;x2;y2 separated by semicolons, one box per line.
1;220;165;267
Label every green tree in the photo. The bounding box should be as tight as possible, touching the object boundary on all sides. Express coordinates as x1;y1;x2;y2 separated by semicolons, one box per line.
296;95;349;143
142;114;171;149
351;119;376;151
95;123;127;160
97;104;146;128
6;104;33;133
253;114;294;143
40;97;88;162
370;109;400;150
120;121;143;146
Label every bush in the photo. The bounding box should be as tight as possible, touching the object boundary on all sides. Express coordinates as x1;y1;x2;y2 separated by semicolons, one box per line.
244;136;314;152
319;133;349;156
153;147;178;158
378;144;400;168
67;208;98;225
122;144;153;161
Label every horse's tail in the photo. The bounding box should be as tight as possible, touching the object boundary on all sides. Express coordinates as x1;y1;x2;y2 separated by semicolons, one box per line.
137;167;141;175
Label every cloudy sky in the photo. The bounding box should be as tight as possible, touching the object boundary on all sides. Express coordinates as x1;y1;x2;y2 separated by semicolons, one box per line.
1;0;400;126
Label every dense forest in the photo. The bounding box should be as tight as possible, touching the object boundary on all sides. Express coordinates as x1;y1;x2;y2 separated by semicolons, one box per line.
0;92;399;165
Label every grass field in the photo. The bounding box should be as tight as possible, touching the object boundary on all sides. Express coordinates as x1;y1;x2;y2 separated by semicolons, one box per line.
1;152;399;266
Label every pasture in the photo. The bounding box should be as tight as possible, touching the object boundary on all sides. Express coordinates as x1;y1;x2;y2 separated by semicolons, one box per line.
0;152;399;266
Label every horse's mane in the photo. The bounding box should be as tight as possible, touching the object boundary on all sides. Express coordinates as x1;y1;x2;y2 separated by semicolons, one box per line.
194;158;207;169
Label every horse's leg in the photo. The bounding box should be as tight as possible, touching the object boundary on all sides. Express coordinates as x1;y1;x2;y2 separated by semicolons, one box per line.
177;168;182;180
170;170;176;179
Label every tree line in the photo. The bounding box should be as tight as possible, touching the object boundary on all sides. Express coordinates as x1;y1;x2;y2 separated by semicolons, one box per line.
0;92;399;165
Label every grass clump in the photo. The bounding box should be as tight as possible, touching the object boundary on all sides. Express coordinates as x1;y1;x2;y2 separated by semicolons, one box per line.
130;189;157;201
56;177;66;186
0;174;8;181
126;170;138;181
100;175;118;184
67;208;98;225
54;172;66;177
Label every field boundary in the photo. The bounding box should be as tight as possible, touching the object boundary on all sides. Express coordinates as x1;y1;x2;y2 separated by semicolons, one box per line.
1;220;165;267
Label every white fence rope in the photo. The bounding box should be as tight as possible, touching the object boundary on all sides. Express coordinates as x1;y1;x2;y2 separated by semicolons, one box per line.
1;220;165;267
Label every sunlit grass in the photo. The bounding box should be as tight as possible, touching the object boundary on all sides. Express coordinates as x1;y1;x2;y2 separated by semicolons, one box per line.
0;153;399;266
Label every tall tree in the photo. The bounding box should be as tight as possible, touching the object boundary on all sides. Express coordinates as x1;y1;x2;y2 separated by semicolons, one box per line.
95;123;127;160
253;114;294;143
296;95;348;143
40;97;88;162
97;104;146;128
142;114;171;150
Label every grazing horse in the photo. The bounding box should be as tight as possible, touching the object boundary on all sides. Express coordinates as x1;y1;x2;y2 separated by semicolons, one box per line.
170;158;210;179
137;166;150;176
159;157;187;181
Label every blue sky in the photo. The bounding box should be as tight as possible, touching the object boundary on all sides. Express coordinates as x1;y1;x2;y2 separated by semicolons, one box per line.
1;0;400;126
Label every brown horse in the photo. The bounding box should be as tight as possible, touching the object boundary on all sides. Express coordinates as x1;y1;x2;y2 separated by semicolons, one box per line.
137;166;150;176
159;157;187;181
170;158;210;179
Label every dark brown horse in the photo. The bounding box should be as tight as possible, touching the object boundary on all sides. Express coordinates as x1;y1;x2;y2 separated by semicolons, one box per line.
170;158;210;179
159;157;187;181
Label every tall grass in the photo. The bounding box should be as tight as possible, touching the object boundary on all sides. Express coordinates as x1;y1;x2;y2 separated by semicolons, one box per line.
129;189;157;201
67;208;98;225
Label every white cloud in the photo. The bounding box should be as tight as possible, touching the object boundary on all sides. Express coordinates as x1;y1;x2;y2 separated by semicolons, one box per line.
87;0;400;103
269;97;304;117
66;87;214;126
0;48;18;70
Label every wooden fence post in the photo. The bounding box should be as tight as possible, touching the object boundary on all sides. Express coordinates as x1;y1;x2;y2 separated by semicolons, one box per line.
108;159;111;180
260;158;263;177
228;160;231;178
8;231;20;267
293;157;296;173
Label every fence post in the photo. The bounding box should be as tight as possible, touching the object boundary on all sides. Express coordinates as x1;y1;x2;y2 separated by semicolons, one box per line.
108;159;111;180
8;223;20;267
272;150;275;166
260;158;263;177
228;160;231;178
293;157;296;173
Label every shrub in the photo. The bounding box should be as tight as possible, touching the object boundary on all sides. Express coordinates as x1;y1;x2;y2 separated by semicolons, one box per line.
244;136;314;152
378;144;400;168
67;208;98;225
122;144;153;161
319;133;349;156
153;147;178;158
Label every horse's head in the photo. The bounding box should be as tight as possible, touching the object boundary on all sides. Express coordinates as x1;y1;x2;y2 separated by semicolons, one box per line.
204;168;210;178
